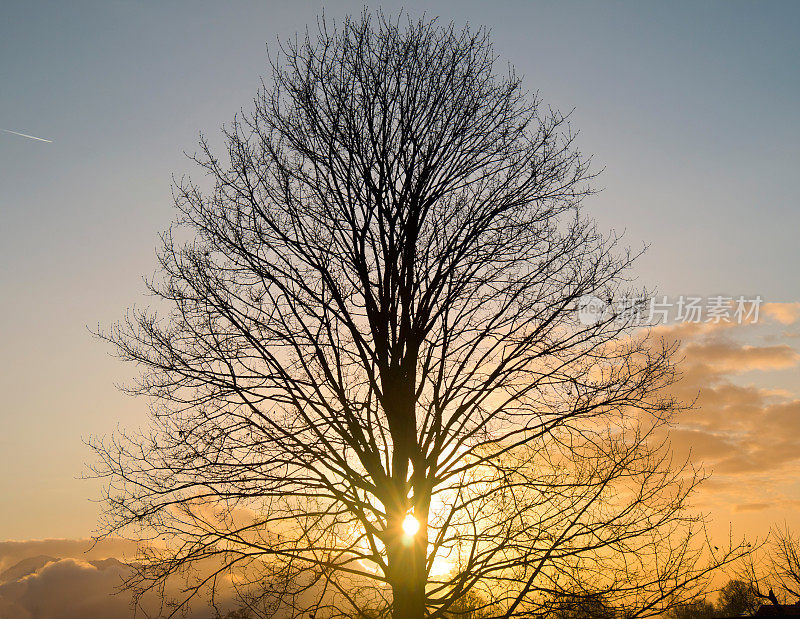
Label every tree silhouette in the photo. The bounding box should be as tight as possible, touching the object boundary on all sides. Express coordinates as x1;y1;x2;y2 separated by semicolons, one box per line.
716;579;759;616
741;525;800;608
91;12;743;619
548;591;618;619
664;599;716;619
664;579;759;618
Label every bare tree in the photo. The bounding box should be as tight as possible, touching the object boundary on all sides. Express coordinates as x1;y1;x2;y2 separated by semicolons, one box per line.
742;526;800;608
769;527;800;602
91;12;742;619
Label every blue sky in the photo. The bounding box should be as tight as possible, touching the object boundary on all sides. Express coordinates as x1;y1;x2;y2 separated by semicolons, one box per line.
1;1;798;540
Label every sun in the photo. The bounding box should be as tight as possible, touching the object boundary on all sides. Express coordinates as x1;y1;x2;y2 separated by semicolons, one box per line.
402;514;420;537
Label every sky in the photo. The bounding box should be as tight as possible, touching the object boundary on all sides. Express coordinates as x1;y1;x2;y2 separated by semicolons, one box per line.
0;0;799;614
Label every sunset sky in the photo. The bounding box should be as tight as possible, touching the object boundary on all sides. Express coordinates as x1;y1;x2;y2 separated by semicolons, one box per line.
1;1;799;616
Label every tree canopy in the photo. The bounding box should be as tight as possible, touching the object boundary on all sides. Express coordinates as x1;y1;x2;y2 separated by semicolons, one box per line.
91;12;742;618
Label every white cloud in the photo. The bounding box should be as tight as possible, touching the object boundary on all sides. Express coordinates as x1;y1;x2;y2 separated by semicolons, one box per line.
0;539;237;619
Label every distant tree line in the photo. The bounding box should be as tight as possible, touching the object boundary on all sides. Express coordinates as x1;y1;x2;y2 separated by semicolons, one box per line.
211;581;759;619
665;580;759;619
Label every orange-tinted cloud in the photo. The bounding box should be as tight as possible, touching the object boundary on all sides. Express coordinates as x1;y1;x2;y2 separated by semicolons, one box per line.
733;502;772;512
764;302;800;326
682;341;799;374
656;319;800;517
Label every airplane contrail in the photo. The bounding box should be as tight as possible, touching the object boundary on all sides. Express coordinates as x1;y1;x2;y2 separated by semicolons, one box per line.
2;129;53;143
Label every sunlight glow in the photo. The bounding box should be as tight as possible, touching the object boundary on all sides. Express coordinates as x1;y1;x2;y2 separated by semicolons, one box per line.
402;514;420;537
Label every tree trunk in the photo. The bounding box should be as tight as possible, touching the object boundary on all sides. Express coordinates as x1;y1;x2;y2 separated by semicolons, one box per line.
383;352;426;617
388;536;427;619
393;581;426;619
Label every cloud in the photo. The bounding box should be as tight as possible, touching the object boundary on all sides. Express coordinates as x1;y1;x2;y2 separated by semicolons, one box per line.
0;557;135;619
0;538;238;618
668;428;735;460
0;538;139;574
733;502;773;513
659;322;800;500
682;341;799;374
650;326;800;532
764;302;800;326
